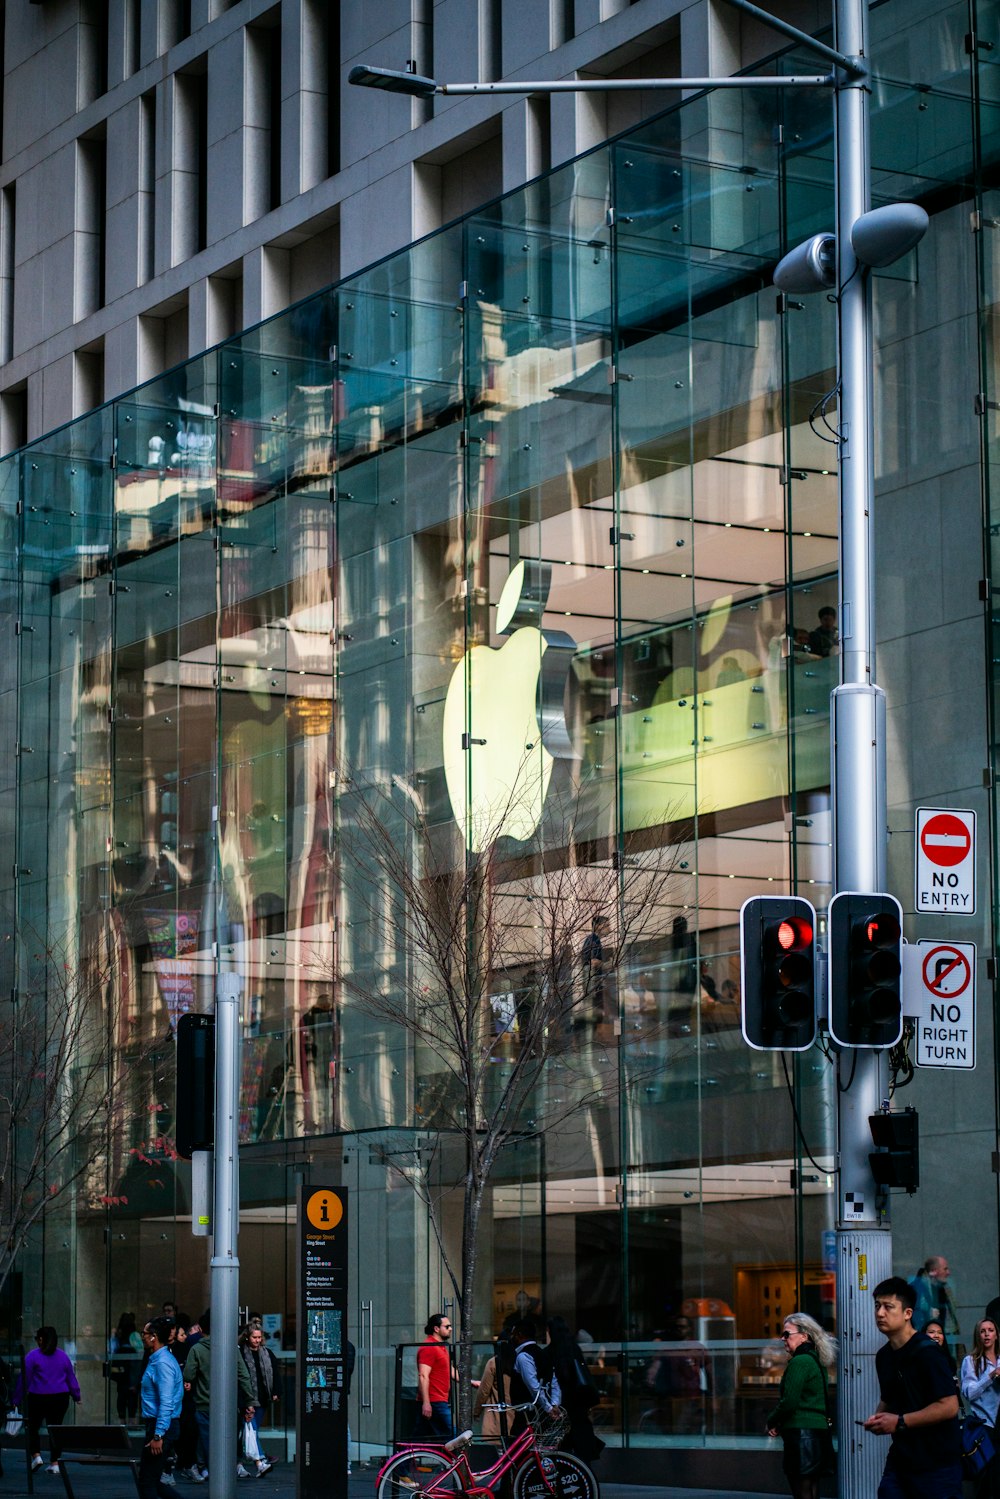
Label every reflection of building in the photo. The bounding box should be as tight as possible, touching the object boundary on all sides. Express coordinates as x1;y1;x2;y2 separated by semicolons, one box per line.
2;3;998;1491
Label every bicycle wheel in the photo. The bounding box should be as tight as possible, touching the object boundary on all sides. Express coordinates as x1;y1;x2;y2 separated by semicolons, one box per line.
511;1450;598;1499
376;1448;461;1499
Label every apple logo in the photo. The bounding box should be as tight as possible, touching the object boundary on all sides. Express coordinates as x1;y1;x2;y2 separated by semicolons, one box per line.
442;560;576;852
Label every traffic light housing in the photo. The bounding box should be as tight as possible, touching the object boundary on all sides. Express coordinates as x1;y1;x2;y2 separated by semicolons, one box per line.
869;1107;919;1193
740;896;817;1051
828;891;903;1048
176;1012;215;1159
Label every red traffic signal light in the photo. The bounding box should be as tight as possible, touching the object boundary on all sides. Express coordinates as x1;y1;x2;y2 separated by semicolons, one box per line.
828;892;903;1048
740;896;817;1051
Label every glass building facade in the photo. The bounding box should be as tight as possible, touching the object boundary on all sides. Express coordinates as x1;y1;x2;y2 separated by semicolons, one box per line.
3;0;1000;1485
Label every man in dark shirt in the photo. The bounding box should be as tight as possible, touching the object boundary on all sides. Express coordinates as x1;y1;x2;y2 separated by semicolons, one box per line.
864;1275;961;1499
579;914;611;1027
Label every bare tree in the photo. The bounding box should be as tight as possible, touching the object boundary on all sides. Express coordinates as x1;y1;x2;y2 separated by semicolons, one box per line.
0;921;154;1298
335;769;686;1427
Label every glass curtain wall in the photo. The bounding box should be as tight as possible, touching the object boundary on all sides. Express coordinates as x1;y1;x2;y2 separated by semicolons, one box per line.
2;0;998;1465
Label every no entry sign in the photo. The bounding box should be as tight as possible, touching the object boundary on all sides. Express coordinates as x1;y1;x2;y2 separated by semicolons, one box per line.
915;807;976;914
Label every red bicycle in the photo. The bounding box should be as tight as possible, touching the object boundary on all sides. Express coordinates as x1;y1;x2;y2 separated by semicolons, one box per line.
375;1397;598;1499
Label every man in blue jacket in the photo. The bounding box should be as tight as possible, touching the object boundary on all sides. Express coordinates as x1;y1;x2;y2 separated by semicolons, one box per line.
139;1317;184;1499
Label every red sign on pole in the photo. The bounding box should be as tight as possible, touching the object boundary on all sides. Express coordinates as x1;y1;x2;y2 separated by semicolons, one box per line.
915;807;976;913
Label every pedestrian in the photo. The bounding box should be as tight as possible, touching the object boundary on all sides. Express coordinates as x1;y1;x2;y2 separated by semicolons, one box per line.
863;1275;961;1499
909;1257;951;1332
509;1320;561;1436
11;1326;81;1474
169;1322;200;1479
138;1318;183;1499
415;1314;455;1440
182;1309;255;1482
545;1317;604;1463
239;1324;277;1476
345;1339;356;1477
925;1321;957;1378
473;1340;515;1458
765;1313;835;1499
960;1319;1000;1496
107;1311;144;1421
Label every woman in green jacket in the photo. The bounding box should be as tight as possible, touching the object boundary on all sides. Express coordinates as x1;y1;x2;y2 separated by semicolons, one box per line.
766;1313;836;1499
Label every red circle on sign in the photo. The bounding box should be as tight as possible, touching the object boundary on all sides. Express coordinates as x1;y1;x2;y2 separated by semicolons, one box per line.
920;945;971;998
920;813;971;868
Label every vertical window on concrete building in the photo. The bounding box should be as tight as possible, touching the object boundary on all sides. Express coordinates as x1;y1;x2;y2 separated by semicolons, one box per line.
80;0;109;102
124;0;140;77
0;384;25;453
75;343;104;414
551;0;574;46
77;131;107;316
139;89;155;284
0;181;14;366
160;0;192;49
176;68;208;255
481;0;500;81
247;12;282;216
309;0;340;179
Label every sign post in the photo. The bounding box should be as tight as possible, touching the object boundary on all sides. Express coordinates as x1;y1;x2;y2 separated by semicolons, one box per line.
915;808;976;913
297;1186;349;1499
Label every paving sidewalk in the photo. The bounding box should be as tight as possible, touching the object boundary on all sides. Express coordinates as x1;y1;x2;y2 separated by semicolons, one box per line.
0;1456;778;1499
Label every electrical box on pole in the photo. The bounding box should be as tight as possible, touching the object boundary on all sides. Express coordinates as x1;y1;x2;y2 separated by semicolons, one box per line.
828;892;903;1048
740;895;817;1050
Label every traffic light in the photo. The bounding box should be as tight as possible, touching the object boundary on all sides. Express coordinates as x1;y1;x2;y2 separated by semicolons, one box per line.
740;896;817;1051
176;1012;215;1158
828;892;903;1047
869;1108;919;1193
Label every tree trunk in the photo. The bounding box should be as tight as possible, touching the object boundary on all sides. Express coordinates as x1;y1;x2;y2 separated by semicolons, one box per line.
456;1177;485;1432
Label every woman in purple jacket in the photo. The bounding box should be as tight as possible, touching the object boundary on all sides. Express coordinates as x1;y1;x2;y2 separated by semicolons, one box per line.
11;1326;82;1472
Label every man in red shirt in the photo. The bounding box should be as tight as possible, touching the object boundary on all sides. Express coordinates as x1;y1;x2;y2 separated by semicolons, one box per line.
415;1315;455;1439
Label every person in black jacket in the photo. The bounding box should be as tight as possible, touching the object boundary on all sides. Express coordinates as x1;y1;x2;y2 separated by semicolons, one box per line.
546;1317;604;1463
239;1326;278;1476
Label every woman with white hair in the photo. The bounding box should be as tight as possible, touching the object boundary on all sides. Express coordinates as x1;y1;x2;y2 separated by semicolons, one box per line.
766;1313;836;1499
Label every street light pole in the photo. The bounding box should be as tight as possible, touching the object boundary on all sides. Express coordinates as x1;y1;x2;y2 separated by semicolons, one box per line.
830;1;892;1493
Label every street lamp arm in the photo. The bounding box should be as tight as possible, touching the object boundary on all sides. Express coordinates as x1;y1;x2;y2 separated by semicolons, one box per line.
436;75;834;92
348;64;835;95
716;0;866;78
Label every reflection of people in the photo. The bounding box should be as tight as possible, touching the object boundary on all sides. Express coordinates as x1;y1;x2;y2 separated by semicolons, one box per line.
661;1315;709;1435
301;992;339;1133
415;1314;455;1440
108;1311;144;1421
807;607;838;657
863;1276;961;1499
579;915;612;1026
766;1314;835;1499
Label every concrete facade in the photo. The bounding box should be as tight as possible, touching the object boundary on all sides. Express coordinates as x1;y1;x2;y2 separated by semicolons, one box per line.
0;0;825;449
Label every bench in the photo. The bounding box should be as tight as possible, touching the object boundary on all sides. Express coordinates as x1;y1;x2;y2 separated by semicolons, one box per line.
46;1425;141;1499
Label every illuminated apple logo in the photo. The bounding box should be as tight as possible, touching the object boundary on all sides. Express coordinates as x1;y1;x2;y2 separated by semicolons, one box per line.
442;561;576;853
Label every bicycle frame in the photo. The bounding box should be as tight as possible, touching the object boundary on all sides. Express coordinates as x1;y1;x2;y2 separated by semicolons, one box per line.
383;1420;561;1498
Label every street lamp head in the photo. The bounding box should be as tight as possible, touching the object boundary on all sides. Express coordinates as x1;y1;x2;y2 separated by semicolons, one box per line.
851;202;929;268
348;64;438;99
773;233;837;295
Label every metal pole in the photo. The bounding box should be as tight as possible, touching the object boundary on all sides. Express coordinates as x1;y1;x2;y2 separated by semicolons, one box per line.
831;0;891;1494
209;971;242;1499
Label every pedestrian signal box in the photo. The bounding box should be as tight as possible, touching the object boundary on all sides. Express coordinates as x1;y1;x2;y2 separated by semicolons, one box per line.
176;1012;215;1159
740;895;817;1051
869;1107;919;1193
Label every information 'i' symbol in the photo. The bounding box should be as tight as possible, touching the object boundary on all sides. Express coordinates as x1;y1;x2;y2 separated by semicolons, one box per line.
305;1189;343;1231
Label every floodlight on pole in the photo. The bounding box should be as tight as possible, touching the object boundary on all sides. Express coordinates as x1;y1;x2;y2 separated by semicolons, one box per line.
348;63;837;95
